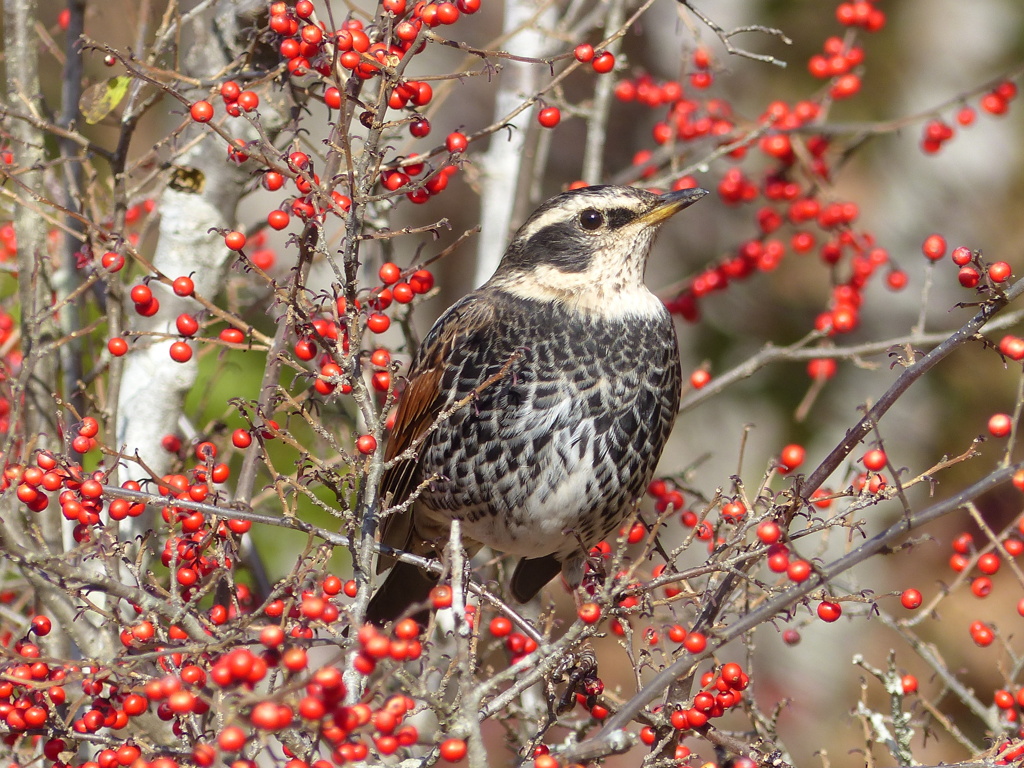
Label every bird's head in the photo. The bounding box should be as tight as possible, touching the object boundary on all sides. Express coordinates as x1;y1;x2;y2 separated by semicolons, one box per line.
487;185;708;316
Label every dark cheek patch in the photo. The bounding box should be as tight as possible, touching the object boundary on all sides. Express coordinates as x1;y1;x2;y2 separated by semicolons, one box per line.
523;223;594;272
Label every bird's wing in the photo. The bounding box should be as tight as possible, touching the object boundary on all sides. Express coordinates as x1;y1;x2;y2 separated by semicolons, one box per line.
376;295;495;571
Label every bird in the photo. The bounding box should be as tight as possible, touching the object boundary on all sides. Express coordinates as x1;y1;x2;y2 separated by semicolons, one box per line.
367;184;708;626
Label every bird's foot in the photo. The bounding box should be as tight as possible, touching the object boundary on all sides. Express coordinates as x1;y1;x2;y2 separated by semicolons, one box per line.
552;645;599;715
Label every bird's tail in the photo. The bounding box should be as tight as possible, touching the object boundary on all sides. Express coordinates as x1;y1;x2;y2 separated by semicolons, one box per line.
366;560;437;627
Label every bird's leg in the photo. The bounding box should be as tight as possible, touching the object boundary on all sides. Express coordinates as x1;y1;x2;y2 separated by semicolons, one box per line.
567;530;608;600
553;645;599;714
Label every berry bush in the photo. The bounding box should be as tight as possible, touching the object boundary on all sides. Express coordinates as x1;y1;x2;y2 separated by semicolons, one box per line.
2;1;1024;767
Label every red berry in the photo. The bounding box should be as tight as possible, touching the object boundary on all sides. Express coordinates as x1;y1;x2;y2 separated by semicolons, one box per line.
392;283;415;303
988;261;1011;283
956;264;982;288
435;2;459;24
786;559;811;582
176;313;199;336
817;601;842;622
978;552;1001;575
356;435;377;454
886;270;908;291
27;615;51;638
779;443;805;472
172;276;195;296
970;621;994;646
900;588;922;610
101;251;125;271
78;416;99;438
862;449;886;471
169;341;193;363
921;234;946;261
1000;335;1024;361
237;91;259;112
445;132;468;153
385;170;412;191
988;413;1012;437
971;576;992;598
130;284;153;305
190;101;214;122
577;603;601;623
981;92;1007;115
807;358;837;380
488;617;513;637
757;520;781;544
574;43;594;62
683;631;707;653
224;231;246;250
690;369;710;389
261;172;285;192
439;739;467;762
409;269;434;293
267;210;290;230
430;585;453;609
830;73;860;99
378;262;401;285
951;246;973;265
901;674;918;694
592;51;615;73
366;313;390;333
108;337;128;356
537;106;561;128
220;80;240;102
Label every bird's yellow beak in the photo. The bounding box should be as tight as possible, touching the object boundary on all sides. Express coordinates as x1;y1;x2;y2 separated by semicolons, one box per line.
638;187;709;226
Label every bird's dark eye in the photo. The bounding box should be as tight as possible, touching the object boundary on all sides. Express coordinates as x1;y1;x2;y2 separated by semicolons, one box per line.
579;209;604;231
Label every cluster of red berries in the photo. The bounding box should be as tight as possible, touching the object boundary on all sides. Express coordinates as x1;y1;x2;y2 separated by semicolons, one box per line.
897;514;1024;662
0;594;434;766
301;263;432;389
113;234;277;364
636;663;750;749
665;150;899;336
0;639;142;742
929;242;1014;291
384;159;459;205
204;632;425;763
834;0;886;31
807;36;865;100
946;530;1023;605
600;3;907;365
158;525;242;600
615;72;736;148
10;428;241;542
257;150;352;228
921;81;1018;154
572;43;617;75
9;446;110;525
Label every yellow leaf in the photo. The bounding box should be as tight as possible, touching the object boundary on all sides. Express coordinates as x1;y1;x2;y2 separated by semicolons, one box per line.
80;76;131;124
